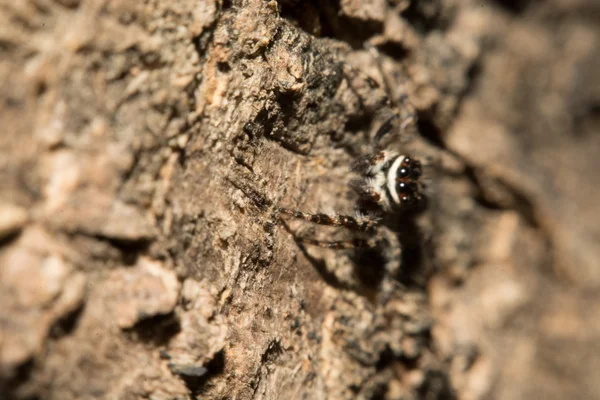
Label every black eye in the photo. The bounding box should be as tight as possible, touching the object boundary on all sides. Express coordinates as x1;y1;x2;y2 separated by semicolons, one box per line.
399;168;409;178
397;181;419;195
401;194;420;207
396;181;408;193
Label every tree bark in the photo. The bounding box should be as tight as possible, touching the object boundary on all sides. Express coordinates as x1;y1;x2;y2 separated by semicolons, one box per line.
1;0;600;399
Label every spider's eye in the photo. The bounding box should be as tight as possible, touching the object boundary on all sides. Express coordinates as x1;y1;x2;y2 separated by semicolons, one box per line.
401;194;414;205
401;193;421;207
398;168;409;178
396;181;418;194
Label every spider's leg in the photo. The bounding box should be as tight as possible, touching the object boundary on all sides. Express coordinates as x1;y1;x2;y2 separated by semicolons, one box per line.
373;107;417;146
296;237;378;249
278;208;378;232
279;218;377;249
374;114;399;144
364;43;417;145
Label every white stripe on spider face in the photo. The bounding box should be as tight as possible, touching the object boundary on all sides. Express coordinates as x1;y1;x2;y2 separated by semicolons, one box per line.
386;155;405;205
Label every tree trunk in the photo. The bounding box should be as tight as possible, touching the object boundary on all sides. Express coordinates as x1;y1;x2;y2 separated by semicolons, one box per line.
2;0;600;399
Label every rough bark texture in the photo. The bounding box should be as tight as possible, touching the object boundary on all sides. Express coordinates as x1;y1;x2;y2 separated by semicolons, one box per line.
1;0;599;399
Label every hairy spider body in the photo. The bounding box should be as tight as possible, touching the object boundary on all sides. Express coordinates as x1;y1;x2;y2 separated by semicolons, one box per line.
278;116;425;252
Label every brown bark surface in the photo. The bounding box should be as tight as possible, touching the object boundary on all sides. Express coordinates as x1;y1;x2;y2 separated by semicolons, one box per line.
1;1;599;399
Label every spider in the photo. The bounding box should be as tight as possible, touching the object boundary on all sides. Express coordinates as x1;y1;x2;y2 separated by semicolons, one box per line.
278;112;425;253
276;42;430;289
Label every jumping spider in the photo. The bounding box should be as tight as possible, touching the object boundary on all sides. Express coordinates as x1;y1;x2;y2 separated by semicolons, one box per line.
276;42;430;290
278;113;425;254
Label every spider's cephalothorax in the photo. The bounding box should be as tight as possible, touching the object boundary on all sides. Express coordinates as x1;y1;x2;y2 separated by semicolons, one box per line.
352;150;423;215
